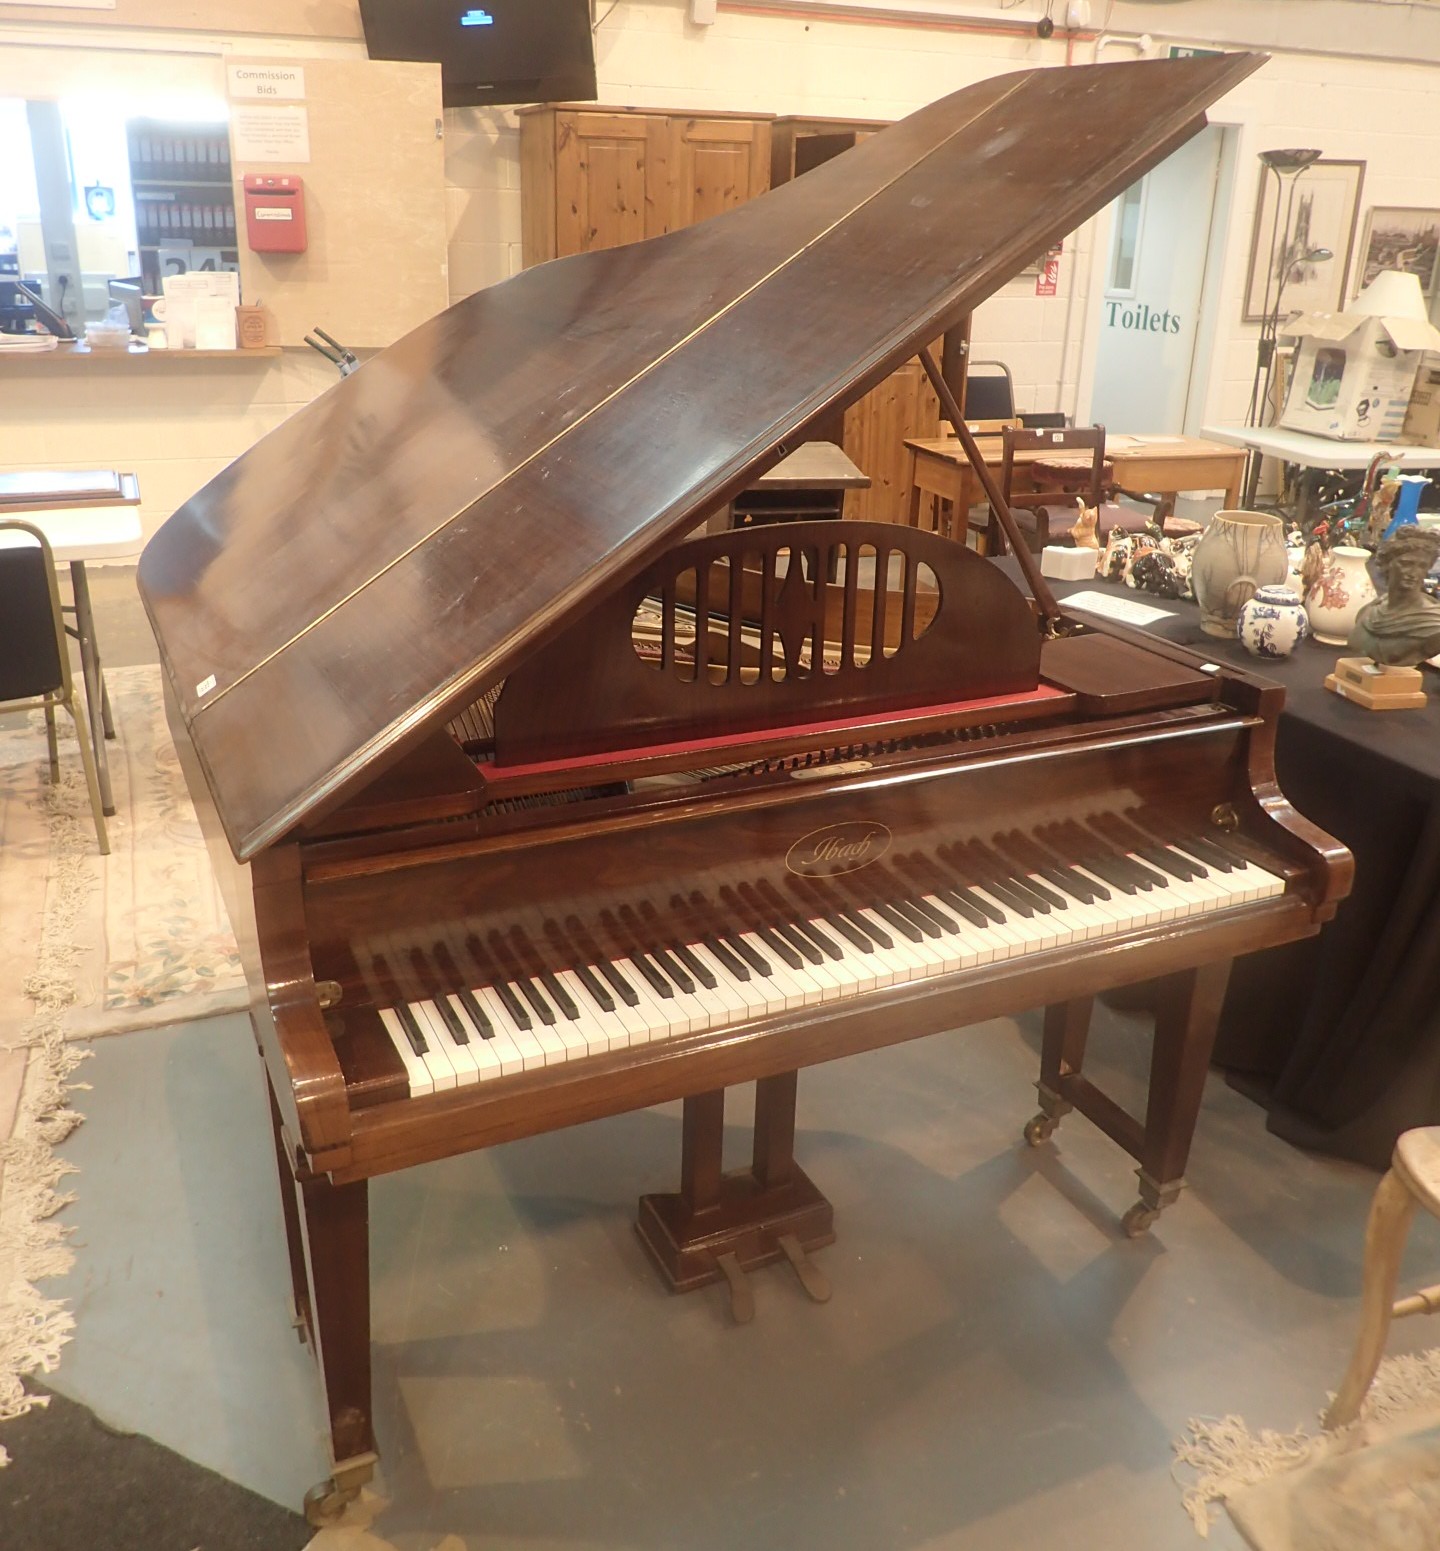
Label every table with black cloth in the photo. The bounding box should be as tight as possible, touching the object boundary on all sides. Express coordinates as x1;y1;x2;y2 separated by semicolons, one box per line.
1002;559;1440;1171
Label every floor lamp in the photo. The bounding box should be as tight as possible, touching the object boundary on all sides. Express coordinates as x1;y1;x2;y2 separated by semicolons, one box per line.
1242;148;1330;507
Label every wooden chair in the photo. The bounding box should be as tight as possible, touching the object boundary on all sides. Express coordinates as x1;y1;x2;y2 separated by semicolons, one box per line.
0;520;109;853
1323;1127;1440;1429
981;426;1114;556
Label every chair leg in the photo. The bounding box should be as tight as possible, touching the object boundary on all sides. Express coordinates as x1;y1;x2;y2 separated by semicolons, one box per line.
1323;1167;1417;1429
63;696;110;856
44;702;59;781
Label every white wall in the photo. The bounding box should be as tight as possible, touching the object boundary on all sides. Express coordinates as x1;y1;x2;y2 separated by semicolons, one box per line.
6;0;1440;541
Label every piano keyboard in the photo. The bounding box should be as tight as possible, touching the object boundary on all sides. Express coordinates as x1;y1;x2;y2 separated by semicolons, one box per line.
371;816;1287;1097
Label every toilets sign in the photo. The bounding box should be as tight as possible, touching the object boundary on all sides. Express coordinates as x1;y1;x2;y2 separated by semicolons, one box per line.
1106;300;1182;336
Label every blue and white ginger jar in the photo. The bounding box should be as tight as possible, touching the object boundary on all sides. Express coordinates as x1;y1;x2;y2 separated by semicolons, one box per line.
1237;584;1309;659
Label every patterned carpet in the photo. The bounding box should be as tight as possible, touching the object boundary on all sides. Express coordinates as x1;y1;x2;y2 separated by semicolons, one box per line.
0;663;245;1048
0;664;245;1452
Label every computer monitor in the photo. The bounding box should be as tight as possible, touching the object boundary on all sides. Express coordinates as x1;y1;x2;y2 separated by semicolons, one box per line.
108;279;145;335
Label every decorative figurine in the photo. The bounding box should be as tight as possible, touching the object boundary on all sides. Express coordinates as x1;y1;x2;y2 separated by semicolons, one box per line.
1349;527;1440;664
1327;527;1440;710
1070;499;1099;549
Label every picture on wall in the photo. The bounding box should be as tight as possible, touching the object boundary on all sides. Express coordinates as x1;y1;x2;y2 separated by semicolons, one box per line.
1354;206;1440;297
1242;158;1365;322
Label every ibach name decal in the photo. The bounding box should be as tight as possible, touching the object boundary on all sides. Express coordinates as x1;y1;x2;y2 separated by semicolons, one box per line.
785;821;892;877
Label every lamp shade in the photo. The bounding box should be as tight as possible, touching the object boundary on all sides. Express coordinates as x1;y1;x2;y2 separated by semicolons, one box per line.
1352;269;1430;323
1259;147;1322;173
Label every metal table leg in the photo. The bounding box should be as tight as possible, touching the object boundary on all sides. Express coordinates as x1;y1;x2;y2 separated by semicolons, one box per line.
68;561;115;816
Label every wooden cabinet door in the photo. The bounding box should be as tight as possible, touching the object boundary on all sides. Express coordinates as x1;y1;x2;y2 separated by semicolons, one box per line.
842;360;943;524
553;111;669;257
666;117;770;230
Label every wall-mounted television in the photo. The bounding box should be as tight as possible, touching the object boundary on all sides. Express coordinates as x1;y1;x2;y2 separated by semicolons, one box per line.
358;0;598;109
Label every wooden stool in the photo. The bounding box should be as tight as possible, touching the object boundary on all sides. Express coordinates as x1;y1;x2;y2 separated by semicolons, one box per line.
1323;1127;1440;1428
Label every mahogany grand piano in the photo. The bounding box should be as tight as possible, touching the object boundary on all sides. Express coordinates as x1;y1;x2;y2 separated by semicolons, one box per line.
137;52;1350;1522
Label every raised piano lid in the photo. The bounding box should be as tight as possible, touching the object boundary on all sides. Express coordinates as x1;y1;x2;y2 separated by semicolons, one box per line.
138;52;1263;863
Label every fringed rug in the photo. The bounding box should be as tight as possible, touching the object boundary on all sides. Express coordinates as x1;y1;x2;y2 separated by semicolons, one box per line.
1176;1351;1440;1549
1;665;245;1457
0;663;246;1045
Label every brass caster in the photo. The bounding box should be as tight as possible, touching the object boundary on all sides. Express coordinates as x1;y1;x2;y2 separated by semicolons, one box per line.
778;1232;831;1303
716;1251;755;1325
303;1478;354;1527
302;1450;378;1527
1023;1113;1059;1147
1121;1202;1160;1238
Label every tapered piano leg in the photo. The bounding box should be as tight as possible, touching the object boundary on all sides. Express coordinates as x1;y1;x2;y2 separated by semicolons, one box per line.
636;1073;835;1317
1125;958;1234;1236
1026;963;1233;1236
292;1168;377;1524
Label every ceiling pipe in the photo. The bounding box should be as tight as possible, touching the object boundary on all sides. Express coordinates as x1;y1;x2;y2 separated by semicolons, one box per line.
715;2;1099;42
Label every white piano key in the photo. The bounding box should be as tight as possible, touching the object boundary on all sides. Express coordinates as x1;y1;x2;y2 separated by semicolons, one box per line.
380;1007;436;1098
413;999;479;1085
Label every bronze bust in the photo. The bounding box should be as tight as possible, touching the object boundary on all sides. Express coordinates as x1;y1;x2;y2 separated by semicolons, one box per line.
1348;527;1440;665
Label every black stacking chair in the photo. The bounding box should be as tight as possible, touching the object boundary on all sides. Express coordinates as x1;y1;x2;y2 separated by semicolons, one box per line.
0;520;108;853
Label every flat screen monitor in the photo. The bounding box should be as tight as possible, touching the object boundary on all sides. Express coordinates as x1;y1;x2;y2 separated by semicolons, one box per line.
358;0;598;109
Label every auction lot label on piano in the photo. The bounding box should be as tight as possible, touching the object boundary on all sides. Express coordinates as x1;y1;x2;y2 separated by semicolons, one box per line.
787;821;892;877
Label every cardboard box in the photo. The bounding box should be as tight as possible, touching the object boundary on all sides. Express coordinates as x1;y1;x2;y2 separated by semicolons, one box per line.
1280;271;1440;441
1402;354;1440;445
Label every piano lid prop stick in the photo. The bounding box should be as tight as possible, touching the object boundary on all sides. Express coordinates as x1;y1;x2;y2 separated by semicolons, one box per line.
916;347;1064;631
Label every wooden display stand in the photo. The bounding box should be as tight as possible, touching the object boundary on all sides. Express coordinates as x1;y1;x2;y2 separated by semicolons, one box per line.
1325;657;1428;710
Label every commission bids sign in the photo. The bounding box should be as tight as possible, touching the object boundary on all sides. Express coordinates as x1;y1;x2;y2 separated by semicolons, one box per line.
1105;300;1181;335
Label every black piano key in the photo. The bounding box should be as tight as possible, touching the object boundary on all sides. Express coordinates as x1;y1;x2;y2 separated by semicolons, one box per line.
702;933;750;981
796;915;846;960
491;974;534;1029
933;850;1007;924
955;844;1037;917
571;962;616;1014
755;925;804;971
553;915;627;1010
395;1002;429;1057
654;947;697;995
672;943;718;989
1010;830;1110;903
865;897;925;944
597;958;642;1006
432;942;485;1039
600;910;674;999
432;994;471;1045
970;841;1058;912
773;919;824;965
488;931;557;1026
456;987;495;1039
896;855;987;929
1129;809;1240;872
1043;828;1138;894
824;909;876;952
901;889;959;934
539;970;580;1020
465;934;533;1028
727;931;772;976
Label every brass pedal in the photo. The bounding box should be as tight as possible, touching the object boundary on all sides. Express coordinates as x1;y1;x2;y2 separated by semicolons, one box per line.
716;1251;755;1324
778;1233;831;1303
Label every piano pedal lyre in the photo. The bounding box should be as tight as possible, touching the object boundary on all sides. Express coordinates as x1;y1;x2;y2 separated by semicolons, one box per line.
636;1073;835;1323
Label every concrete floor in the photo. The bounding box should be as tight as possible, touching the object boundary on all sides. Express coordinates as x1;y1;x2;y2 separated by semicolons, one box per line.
33;563;1440;1548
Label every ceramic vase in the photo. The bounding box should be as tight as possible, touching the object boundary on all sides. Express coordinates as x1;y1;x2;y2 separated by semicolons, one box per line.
1191;510;1288;639
1237;585;1309;659
1303;545;1377;646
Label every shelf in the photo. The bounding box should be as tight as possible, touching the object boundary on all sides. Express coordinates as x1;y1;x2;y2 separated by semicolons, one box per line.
1;342;283;362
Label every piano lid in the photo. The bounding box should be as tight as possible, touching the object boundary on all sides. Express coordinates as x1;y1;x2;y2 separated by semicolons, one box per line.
138;51;1263;862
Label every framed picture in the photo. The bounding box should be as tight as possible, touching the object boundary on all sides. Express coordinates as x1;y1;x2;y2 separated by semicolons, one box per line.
1243;157;1365;322
1354;206;1440;297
